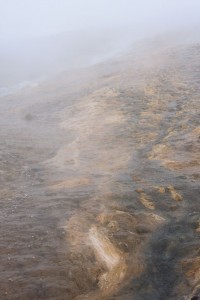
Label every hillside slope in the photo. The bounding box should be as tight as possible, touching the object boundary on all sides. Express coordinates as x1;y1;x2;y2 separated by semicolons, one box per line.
0;39;199;300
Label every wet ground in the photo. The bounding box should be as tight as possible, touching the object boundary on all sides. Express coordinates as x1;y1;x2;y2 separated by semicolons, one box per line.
0;41;200;300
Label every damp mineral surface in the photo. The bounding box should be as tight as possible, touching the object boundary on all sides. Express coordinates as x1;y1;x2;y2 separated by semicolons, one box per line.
0;40;199;299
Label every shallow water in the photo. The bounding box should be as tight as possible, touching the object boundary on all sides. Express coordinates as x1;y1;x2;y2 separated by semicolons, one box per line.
0;42;199;300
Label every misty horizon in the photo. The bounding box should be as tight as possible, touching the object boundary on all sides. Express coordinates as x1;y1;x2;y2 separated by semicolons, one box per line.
1;0;200;41
1;0;200;89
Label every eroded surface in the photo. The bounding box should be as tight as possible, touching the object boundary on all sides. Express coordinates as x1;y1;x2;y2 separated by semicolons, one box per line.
0;40;199;299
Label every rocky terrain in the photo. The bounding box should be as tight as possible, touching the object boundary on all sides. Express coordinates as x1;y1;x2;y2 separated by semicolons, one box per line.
0;39;199;299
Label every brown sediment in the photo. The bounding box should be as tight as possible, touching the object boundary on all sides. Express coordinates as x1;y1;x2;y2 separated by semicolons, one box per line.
148;127;200;176
168;185;183;201
135;188;144;193
183;257;200;285
139;192;155;210
180;257;200;299
196;221;200;233
165;160;200;171
64;205;166;300
154;186;166;193
49;177;93;190
149;144;172;161
132;175;143;182
88;225;127;296
0;189;15;199
89;226;122;271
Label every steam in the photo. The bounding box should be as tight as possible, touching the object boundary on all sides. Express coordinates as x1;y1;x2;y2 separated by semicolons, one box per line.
0;0;200;87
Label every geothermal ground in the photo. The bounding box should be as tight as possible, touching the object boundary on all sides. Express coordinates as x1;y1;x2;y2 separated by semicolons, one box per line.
0;40;200;300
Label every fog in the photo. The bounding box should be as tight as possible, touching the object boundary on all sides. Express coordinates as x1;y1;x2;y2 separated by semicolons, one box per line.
1;2;200;299
0;0;200;88
1;0;200;40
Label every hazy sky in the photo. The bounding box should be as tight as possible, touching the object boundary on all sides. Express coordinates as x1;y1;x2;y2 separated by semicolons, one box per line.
0;0;200;41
